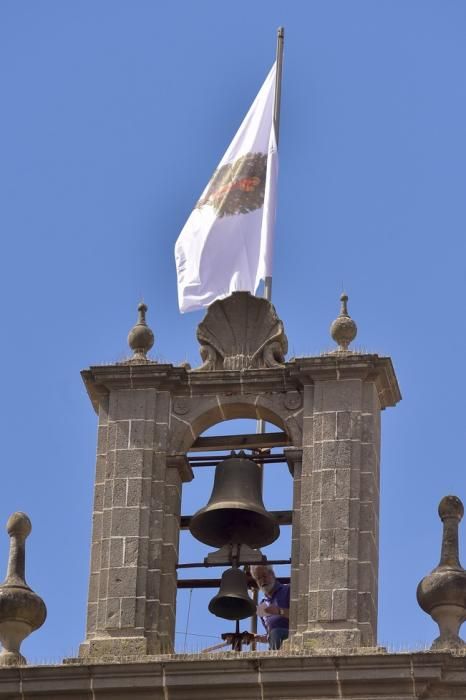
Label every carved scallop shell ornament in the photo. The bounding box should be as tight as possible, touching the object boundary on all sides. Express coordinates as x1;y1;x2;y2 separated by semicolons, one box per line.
196;292;288;371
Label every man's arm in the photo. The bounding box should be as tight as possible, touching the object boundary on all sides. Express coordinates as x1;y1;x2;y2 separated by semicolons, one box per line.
263;604;289;618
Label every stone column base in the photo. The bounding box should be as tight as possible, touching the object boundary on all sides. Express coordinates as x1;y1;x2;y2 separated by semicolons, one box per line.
286;628;362;652
79;636;148;659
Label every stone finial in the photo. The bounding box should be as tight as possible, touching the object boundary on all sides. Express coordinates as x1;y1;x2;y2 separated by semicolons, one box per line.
417;495;466;649
0;512;47;665
330;293;357;352
127;302;155;362
196;291;288;370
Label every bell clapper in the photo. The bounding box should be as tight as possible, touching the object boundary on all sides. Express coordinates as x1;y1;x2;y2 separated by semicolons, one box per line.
234;620;241;651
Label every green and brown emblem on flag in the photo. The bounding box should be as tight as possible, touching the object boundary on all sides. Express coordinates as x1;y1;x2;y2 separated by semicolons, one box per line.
196;152;267;218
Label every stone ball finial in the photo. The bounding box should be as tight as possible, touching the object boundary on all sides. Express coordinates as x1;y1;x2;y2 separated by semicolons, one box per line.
6;512;31;539
0;512;47;666
127;302;155;362
330;293;357;352
439;495;464;522
417;495;466;650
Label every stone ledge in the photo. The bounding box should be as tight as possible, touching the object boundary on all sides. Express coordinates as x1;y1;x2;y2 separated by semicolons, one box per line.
290;354;401;409
0;651;464;698
82;354;400;414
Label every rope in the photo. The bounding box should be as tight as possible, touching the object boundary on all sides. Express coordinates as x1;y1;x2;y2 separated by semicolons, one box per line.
183;588;193;651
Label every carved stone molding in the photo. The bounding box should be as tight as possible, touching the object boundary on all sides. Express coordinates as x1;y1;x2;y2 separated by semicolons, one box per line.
283;391;302;411
172;397;190;415
196;292;288;371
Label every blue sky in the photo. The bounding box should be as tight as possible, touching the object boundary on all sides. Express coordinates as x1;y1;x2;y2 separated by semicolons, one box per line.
1;0;466;660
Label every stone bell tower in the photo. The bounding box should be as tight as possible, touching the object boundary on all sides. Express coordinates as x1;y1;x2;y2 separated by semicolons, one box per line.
79;292;400;659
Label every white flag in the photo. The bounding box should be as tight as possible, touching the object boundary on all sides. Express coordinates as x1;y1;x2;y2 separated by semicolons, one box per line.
175;64;278;313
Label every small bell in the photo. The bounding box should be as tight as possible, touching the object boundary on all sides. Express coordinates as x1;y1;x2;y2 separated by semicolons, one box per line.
208;567;256;621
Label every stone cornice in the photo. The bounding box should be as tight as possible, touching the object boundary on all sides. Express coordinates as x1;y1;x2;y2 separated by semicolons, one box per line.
81;364;300;412
289;354;401;409
0;652;464;698
81;353;401;413
187;367;299;395
81;363;189;412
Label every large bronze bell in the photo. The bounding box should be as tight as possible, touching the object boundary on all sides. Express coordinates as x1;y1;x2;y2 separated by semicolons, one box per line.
189;452;279;548
208;567;256;620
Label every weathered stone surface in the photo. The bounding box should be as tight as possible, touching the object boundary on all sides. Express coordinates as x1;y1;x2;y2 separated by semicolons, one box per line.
0;513;46;667
329;294;358;352
196;291;288;370
1;651;464;699
81;384;180;657
80;635;148;659
417;495;466;649
290;366;393;649
127;302;155;362
80;338;400;658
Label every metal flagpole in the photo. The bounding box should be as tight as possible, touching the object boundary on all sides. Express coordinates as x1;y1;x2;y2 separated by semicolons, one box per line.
251;28;285;651
263;26;284;304
257;26;285;431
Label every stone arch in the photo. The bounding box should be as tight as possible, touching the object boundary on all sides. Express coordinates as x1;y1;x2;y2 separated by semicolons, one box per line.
168;392;303;454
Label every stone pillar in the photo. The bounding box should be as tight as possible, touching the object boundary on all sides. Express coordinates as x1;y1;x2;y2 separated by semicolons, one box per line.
148;455;188;653
289;355;399;650
79;381;192;659
285;447;302;638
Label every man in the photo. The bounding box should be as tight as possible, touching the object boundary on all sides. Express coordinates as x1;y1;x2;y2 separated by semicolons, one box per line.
251;564;289;650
